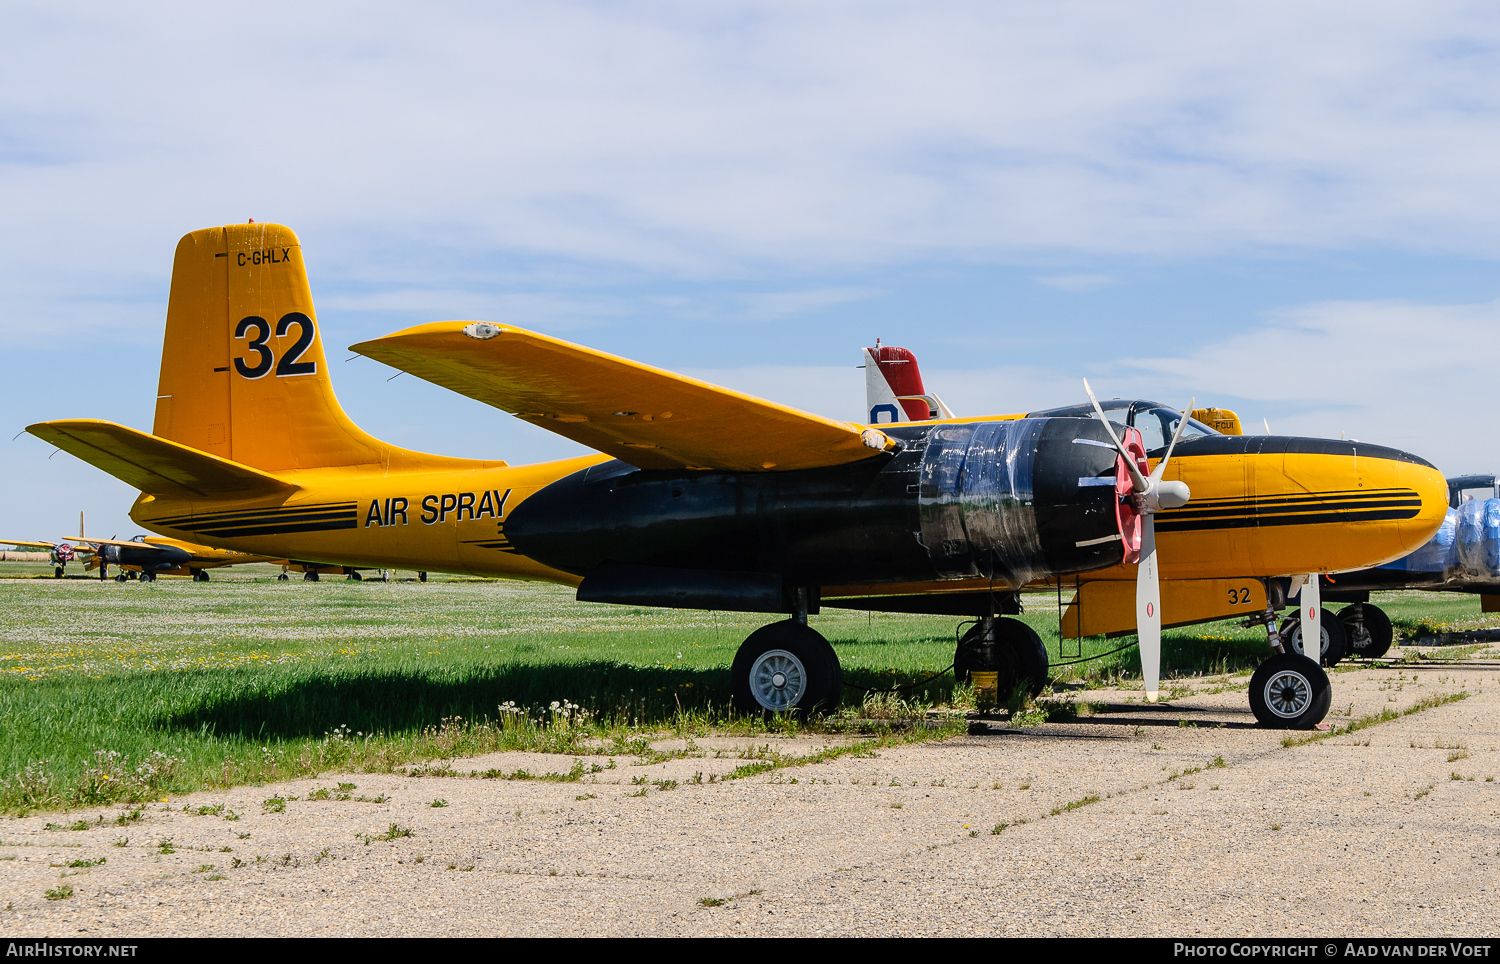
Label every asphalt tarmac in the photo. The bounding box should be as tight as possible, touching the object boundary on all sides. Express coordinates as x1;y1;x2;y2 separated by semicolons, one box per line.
3;657;1496;937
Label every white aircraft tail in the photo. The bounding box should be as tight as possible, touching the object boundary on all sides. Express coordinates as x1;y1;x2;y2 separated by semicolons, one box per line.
861;341;953;424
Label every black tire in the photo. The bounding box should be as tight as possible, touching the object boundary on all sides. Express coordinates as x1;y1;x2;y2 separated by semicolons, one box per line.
347;569;362;581
303;571;319;582
418;571;428;583
1279;609;1347;667
1339;604;1392;660
730;621;842;716
54;567;64;578
277;573;289;582
955;617;1049;698
114;574;127;583
141;572;156;583
1249;653;1332;729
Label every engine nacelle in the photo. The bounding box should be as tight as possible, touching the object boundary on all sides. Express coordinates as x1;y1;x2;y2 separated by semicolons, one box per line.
504;417;1130;611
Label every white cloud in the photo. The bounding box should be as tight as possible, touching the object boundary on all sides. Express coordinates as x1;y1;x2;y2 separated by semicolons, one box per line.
907;298;1500;476
3;0;1500;344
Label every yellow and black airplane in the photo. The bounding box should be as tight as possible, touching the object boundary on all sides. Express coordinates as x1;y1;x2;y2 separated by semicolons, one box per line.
29;223;1448;729
68;534;276;582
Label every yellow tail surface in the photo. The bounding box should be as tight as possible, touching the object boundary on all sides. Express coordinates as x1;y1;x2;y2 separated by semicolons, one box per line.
152;223;492;475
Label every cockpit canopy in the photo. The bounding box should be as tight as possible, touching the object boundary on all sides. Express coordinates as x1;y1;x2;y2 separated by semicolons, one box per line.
1026;399;1219;455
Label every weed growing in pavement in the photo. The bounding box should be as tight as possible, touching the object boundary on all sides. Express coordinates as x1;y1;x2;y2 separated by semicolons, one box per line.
43;885;73;901
1281;692;1470;748
1050;794;1101;816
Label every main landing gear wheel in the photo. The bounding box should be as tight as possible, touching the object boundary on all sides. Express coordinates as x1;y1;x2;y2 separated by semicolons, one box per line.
731;620;842;717
1339;603;1392;660
54;567;64;578
192;570;210;582
1279;609;1347;667
1249;653;1331;729
954;617;1049;698
114;573;128;583
140;572;156;583
277;572;289;581
303;571;320;582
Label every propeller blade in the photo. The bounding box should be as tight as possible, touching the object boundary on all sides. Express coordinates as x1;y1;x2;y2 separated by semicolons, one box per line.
1083;379;1148;493
1299;574;1321;665
1137;513;1162;702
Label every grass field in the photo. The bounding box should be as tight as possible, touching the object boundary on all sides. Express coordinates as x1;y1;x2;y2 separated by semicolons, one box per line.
1;561;1494;814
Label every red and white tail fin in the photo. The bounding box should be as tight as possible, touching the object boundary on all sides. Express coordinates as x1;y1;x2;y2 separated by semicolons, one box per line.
861;341;954;424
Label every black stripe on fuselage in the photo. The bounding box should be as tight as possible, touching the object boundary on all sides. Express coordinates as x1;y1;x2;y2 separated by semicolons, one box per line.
152;502;357;526
184;518;360;538
1179;488;1416;510
1153;484;1424;532
1155;507;1422;533
1161;494;1422;525
149;502;358;538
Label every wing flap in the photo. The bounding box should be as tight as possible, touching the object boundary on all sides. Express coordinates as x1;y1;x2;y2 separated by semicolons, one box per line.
351;322;890;472
28;420;296;498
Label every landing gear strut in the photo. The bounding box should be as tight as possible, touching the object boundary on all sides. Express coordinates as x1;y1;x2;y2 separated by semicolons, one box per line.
1247;578;1332;729
954;616;1049;698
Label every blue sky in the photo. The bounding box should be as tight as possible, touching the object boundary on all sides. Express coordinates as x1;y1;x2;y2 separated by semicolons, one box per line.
4;1;1500;538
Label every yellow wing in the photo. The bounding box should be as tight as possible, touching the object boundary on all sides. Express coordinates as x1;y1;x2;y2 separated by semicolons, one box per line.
0;540;62;550
27;420;295;498
351;322;894;472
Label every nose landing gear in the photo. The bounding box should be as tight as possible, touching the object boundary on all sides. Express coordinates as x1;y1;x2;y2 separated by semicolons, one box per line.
1246;581;1332;729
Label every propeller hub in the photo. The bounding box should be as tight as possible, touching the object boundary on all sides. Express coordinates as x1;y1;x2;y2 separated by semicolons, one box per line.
1156;479;1191;510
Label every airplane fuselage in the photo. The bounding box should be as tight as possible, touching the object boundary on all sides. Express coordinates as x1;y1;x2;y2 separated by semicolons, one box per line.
128;417;1448;610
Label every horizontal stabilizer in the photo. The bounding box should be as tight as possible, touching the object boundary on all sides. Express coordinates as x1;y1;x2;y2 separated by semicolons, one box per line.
27;420;296;499
351;322;892;472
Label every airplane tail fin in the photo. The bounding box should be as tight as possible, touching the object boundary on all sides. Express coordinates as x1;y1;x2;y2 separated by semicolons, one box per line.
861;342;952;424
151;223;464;473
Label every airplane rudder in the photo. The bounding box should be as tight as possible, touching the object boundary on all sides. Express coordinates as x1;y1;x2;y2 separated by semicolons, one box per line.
153;227;233;456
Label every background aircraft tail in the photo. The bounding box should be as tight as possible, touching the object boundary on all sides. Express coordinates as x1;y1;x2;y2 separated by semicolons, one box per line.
152;223;489;474
861;342;953;424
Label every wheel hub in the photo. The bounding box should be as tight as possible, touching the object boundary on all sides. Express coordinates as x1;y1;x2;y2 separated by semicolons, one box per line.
748;649;807;712
1264;669;1312;719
